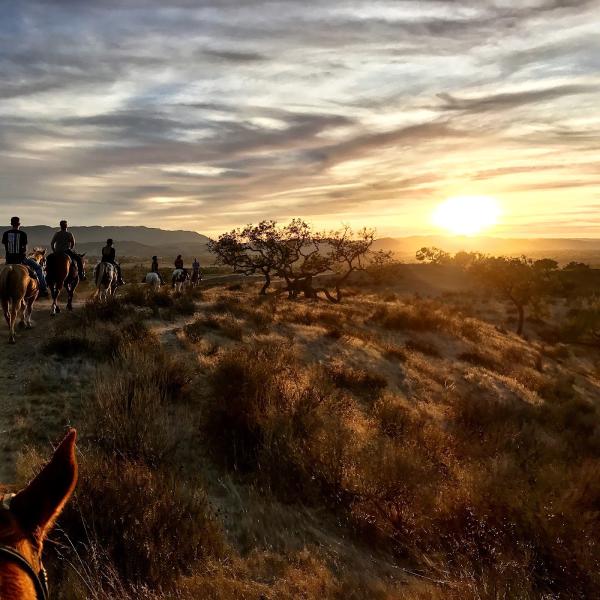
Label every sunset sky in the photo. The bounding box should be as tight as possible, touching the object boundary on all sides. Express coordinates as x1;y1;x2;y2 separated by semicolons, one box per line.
1;0;599;237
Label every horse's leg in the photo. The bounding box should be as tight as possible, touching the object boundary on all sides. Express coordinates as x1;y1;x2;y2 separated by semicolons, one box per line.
18;300;26;328
1;299;10;329
67;284;74;310
67;280;78;310
8;300;18;343
25;297;35;328
50;284;60;314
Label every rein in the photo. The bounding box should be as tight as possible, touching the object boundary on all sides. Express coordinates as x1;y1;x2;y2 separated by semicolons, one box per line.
0;495;49;600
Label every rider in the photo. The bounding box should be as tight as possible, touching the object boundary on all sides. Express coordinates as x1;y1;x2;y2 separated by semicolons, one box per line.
51;220;86;280
1;216;48;297
101;238;125;285
192;257;201;280
151;255;164;284
174;254;184;270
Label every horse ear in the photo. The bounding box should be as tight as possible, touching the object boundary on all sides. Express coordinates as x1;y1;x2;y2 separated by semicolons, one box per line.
11;429;78;542
81;253;86;257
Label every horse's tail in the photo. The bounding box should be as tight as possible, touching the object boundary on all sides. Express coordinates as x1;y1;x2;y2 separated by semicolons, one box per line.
0;266;13;301
94;263;104;287
0;266;22;306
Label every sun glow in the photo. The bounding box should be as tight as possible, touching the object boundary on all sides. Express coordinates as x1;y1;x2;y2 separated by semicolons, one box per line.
433;196;501;235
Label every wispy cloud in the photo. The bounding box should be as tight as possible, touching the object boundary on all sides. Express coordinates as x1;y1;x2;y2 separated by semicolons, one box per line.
0;0;599;236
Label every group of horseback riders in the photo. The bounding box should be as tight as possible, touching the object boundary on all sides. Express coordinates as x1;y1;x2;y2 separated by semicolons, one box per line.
2;216;202;294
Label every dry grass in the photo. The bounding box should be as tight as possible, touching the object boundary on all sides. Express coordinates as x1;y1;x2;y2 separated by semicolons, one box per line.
87;343;193;465
15;278;600;598
18;449;225;596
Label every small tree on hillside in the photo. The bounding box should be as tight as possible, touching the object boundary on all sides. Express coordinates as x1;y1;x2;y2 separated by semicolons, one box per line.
470;255;556;336
415;247;451;265
563;261;590;271
319;226;391;303
208;220;282;294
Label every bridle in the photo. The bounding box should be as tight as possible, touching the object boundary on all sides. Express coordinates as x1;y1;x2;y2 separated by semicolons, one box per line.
0;494;49;600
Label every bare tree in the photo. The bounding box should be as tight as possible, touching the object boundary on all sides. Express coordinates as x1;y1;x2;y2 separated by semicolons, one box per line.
208;221;282;294
210;220;388;302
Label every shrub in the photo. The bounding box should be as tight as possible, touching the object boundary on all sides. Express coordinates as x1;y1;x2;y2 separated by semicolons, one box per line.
172;294;196;316
185;315;244;341
405;337;441;357
370;301;449;332
205;340;344;492
87;343;192;465
325;360;387;399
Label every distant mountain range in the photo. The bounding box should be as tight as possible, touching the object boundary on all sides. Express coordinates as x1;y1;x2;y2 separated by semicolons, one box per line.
13;226;600;266
375;236;600;266
21;226;211;261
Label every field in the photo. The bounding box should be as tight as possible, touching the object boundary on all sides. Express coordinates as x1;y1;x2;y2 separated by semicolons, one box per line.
2;263;599;599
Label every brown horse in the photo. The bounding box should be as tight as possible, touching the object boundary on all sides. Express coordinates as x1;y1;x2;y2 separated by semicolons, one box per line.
45;253;86;315
0;429;78;600
0;265;39;344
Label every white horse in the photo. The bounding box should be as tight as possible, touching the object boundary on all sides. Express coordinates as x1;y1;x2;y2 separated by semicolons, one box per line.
93;262;118;301
172;268;189;292
145;272;161;289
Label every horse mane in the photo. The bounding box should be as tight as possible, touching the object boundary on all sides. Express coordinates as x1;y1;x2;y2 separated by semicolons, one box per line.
27;248;46;263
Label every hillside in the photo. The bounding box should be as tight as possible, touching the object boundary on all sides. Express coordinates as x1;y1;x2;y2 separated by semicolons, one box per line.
3;264;598;599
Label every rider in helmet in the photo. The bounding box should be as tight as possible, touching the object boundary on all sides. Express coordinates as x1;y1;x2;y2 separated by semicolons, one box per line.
2;216;48;297
50;220;86;280
101;238;125;285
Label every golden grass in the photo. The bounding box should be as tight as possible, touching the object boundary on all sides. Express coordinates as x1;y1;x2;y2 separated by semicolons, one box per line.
15;279;600;598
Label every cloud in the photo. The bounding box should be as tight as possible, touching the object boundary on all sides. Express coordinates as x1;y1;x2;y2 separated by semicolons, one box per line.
437;84;598;113
0;0;598;235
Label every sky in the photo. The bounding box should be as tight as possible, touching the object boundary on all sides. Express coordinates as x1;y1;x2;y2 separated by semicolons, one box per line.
0;0;599;238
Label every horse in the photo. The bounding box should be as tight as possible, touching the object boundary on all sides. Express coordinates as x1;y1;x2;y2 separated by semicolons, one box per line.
0;265;39;344
92;262;117;301
27;248;46;269
172;268;189;292
191;269;203;287
45;252;86;315
0;429;77;600
144;272;161;289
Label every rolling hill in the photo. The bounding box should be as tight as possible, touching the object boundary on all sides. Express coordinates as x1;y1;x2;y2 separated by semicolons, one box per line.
23;225;211;261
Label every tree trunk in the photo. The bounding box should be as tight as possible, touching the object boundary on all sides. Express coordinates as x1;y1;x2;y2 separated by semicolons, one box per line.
259;271;271;295
516;303;525;336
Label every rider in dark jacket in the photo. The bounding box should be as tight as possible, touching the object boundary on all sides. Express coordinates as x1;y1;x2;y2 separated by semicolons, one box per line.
174;255;184;270
151;255;164;284
2;216;48;296
101;239;124;285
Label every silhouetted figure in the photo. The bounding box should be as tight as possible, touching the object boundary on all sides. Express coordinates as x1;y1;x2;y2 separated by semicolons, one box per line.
2;216;48;296
101;238;124;285
51;220;85;280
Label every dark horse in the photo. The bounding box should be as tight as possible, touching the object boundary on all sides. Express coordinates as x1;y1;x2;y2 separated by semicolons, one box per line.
45;252;86;315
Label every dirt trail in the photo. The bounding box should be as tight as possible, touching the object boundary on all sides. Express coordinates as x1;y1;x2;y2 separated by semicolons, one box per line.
0;297;83;483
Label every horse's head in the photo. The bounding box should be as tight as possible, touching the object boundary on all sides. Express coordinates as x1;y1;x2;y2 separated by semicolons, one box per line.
0;430;78;600
28;248;47;267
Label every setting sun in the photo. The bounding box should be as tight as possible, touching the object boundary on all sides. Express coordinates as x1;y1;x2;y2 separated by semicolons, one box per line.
433;196;501;236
